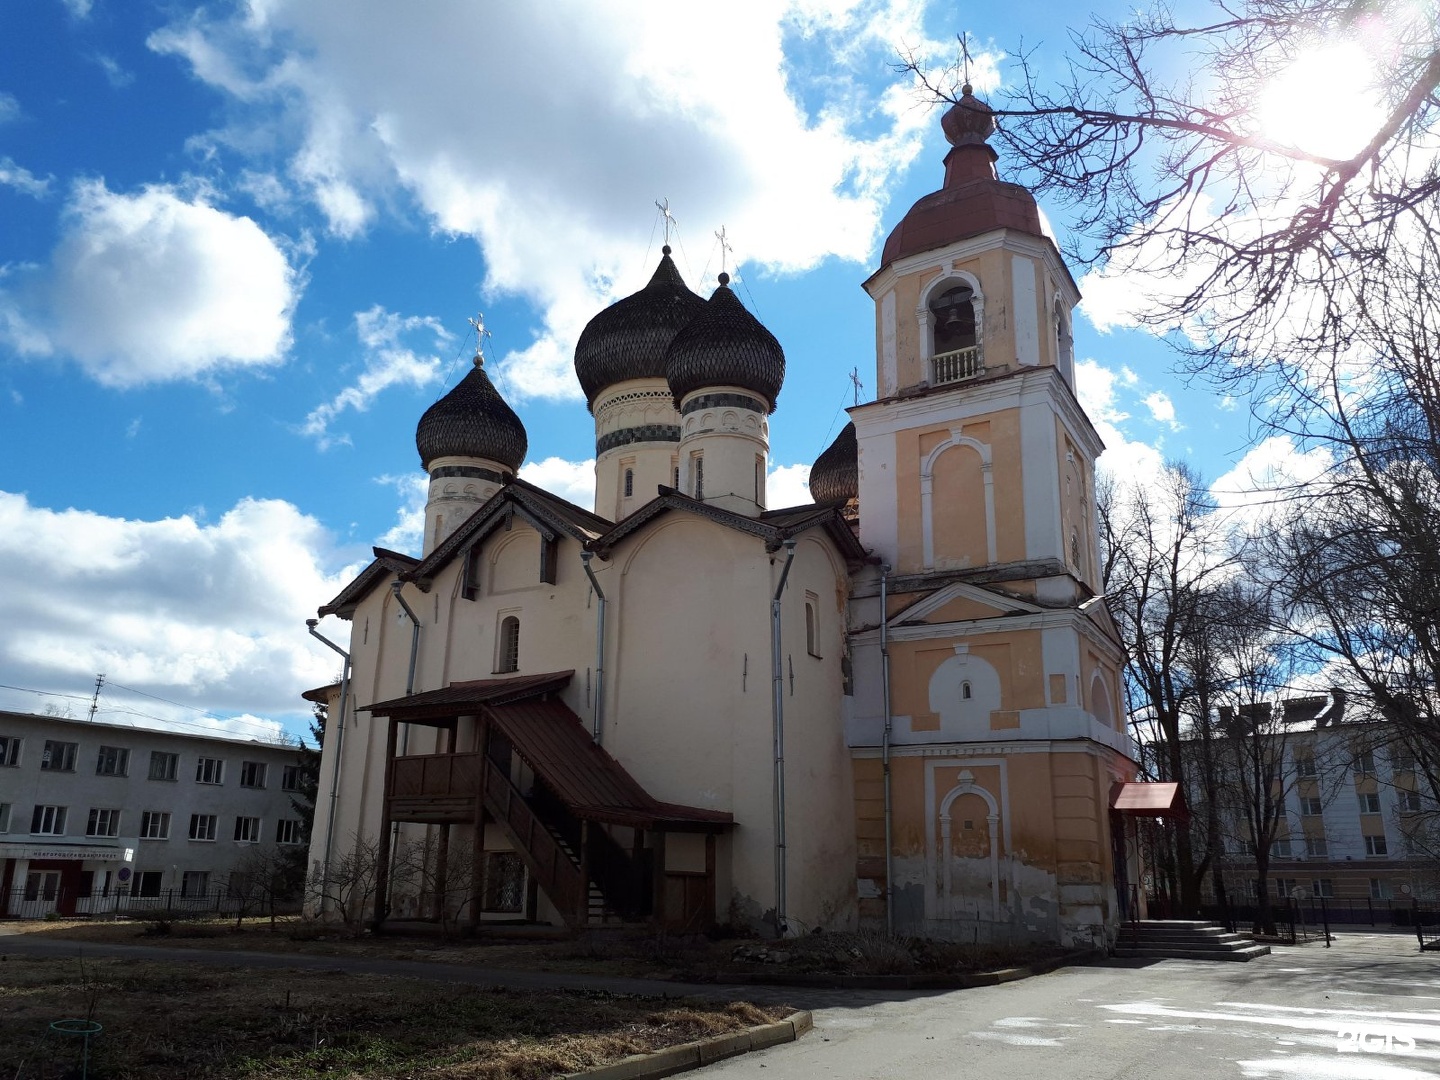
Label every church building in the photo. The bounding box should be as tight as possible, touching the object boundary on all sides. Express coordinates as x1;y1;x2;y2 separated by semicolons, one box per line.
307;89;1140;948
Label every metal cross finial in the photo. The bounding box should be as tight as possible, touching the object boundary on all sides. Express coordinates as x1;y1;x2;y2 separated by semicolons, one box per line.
849;366;864;407
715;226;733;276
468;313;491;366
656;198;677;246
959;31;973;92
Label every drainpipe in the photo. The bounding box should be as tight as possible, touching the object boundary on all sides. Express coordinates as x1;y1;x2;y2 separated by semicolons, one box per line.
879;565;895;936
306;619;350;903
580;551;607;744
389;581;422;906
771;538;798;937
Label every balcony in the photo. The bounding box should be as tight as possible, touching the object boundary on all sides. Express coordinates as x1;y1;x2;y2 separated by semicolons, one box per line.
931;345;985;385
387;751;484;823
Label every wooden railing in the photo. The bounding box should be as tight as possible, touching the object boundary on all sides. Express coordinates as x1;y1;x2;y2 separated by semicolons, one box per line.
389;751;483;798
481;757;587;924
931;345;984;385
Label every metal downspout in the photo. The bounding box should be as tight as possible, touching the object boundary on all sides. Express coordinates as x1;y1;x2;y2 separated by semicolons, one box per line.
771;538;798;937
306;619;350;902
580;551;607;744
388;581;422;906
879;565;895;936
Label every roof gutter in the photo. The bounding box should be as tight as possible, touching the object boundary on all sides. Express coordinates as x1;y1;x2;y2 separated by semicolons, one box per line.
771;537;797;937
879;564;895;936
580;551;607;744
388;580;423;913
306;619;350;907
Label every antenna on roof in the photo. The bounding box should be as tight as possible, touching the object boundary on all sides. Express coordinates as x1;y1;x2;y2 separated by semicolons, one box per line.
467;313;491;367
88;673;105;722
656;198;677;247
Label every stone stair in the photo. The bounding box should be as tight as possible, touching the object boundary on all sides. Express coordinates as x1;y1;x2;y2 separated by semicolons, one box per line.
1114;919;1271;962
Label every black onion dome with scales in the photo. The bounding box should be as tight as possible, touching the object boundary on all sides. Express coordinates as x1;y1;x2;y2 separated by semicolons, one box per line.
809;421;858;505
415;357;528;472
573;246;708;409
663;274;785;411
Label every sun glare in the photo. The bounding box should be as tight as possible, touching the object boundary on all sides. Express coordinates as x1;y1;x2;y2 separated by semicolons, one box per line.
1256;42;1387;161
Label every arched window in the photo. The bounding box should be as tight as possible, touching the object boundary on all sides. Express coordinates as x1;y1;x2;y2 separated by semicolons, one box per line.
693;453;705;500
929;283;979;383
623;468;634;498
805;595;820;657
961;681;972;700
497;616;520;674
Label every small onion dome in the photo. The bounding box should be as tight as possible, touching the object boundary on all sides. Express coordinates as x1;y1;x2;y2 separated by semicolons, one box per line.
415;356;528;471
940;83;997;147
664;273;785;411
574;246;708;408
810;421;858;505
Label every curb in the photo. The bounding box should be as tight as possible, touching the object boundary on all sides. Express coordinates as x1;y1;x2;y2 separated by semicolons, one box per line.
707;951;1080;990
563;1010;813;1080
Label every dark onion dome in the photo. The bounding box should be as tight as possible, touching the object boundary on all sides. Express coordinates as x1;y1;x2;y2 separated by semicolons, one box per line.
809;422;858;505
415;356;528;471
573;245;708;408
878;84;1043;269
664;273;785;411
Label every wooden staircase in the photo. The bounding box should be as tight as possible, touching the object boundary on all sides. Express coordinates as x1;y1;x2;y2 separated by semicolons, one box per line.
1115;920;1270;961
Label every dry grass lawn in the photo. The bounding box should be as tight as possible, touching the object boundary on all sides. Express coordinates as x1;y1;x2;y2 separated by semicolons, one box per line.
0;953;790;1079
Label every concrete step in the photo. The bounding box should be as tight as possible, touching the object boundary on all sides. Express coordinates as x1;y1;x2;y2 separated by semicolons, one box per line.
1118;929;1248;945
1128;920;1224;930
1113;943;1271;962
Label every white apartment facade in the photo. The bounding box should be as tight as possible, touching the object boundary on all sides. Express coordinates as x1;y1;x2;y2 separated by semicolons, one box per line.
0;710;307;917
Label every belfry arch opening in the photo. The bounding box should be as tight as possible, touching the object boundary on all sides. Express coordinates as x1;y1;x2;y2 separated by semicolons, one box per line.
928;282;982;384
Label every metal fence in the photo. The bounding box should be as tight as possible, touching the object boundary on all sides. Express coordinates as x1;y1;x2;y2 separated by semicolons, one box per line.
1;886;300;921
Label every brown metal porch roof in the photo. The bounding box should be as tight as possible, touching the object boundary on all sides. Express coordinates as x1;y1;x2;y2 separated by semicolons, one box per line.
487;698;732;833
1110;781;1189;819
360;671;574;723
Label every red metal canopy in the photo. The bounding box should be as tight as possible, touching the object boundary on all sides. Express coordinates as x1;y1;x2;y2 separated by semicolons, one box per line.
1110;781;1189;819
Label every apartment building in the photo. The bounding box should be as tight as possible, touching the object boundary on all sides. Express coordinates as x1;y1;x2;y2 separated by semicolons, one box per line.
0;710;307;917
1206;693;1436;908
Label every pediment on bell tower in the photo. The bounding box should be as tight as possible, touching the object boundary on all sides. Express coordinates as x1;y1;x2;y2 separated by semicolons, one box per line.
890;580;1044;628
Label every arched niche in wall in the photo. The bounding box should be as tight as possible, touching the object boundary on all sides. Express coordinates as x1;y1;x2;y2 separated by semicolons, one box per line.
921;432;996;570
1089;668;1115;729
1053;293;1075;387
489;528;540;595
927;647;1002;739
937;771;1001;921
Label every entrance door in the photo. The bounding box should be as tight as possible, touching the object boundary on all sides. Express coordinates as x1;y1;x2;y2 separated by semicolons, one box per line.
23;871;60;917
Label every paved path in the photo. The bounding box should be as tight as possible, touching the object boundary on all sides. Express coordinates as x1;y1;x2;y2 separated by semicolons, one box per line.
701;932;1440;1079
8;929;1440;1077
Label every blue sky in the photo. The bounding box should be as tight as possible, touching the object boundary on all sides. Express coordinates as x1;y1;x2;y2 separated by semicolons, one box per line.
0;0;1301;741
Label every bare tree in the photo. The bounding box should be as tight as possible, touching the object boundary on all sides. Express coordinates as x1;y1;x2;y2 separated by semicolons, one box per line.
306;834;392;936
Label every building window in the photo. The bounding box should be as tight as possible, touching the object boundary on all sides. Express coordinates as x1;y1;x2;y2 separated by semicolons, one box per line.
482;851;526;912
0;736;19;767
1312;879;1335;898
693;454;704;500
239;761;267;789
673;464;680;489
1364;834;1389;856
86;808;121;837
0;802;10;832
149;751;179;781
275;819;303;845
133;871;163;898
755;455;765;505
1358;792;1382;814
1275;878;1297;899
961;681;973;701
181;870;210;898
1300;796;1323;816
196;757;225;785
1353;750;1377;775
1304;836;1328;858
140;811;171;840
1270;838;1293;858
624;468;634;498
1399;790;1423;813
189;813;217;841
1295;755;1317;779
805;594;820;658
462;545;482;600
1371;878;1393;900
30;805;66;835
281;765;302;792
40;740;77;772
497;616;520;674
95;745;130;777
233;816;261;843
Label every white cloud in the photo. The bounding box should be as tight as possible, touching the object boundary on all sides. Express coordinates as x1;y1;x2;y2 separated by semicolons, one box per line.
1143;390;1181;431
302;306;447;449
519;456;596;509
61;0;93;17
0;93;18;124
0;490;356;730
0;157;51;198
375;472;429;554
1209;435;1333;527
768;462;812;509
1075;358;1164;488
150;1;952;400
0;180;299;386
94;54;135;88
